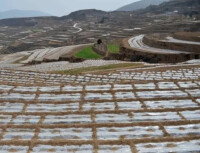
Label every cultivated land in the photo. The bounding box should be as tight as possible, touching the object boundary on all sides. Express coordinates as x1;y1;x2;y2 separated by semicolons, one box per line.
0;63;200;153
0;0;200;152
75;46;102;59
0;7;199;55
108;44;120;53
128;35;191;54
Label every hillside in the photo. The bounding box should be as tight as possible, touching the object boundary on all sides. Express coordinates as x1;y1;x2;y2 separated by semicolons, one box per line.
61;9;107;20
0;9;52;20
138;0;200;15
116;0;169;11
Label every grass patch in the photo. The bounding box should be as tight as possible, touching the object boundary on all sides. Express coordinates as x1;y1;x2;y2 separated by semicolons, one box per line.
108;44;120;53
75;46;102;59
52;63;144;75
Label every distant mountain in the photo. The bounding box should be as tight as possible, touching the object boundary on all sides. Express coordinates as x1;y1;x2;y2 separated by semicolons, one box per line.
62;9;107;20
138;0;200;15
116;0;169;11
0;9;52;20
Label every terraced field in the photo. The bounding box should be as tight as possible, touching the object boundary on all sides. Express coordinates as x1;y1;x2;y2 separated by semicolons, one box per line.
128;34;200;55
128;35;190;54
0;64;200;152
21;44;91;64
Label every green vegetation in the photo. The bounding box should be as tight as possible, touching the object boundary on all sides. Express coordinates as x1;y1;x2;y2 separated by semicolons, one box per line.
75;46;102;59
52;63;144;75
108;44;120;53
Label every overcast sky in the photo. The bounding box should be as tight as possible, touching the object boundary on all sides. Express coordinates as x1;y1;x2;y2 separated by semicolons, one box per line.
0;0;139;16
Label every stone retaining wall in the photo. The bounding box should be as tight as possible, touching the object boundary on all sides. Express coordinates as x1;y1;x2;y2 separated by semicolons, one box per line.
92;43;108;56
59;56;84;63
104;52;124;60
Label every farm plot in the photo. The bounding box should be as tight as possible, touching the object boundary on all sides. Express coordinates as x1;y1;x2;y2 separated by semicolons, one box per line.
21;44;90;64
128;35;190;54
0;67;200;85
0;65;199;153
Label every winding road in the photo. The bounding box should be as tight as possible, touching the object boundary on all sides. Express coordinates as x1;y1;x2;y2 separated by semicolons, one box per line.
128;35;190;54
73;23;83;33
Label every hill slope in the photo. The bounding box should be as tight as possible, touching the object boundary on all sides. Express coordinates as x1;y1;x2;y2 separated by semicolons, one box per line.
117;0;169;11
0;9;52;20
138;0;200;15
61;9;107;20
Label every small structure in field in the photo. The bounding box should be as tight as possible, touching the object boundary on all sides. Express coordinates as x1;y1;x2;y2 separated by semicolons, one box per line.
93;39;108;56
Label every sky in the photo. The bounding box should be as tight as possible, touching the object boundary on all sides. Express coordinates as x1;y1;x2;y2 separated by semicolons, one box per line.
0;0;139;16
